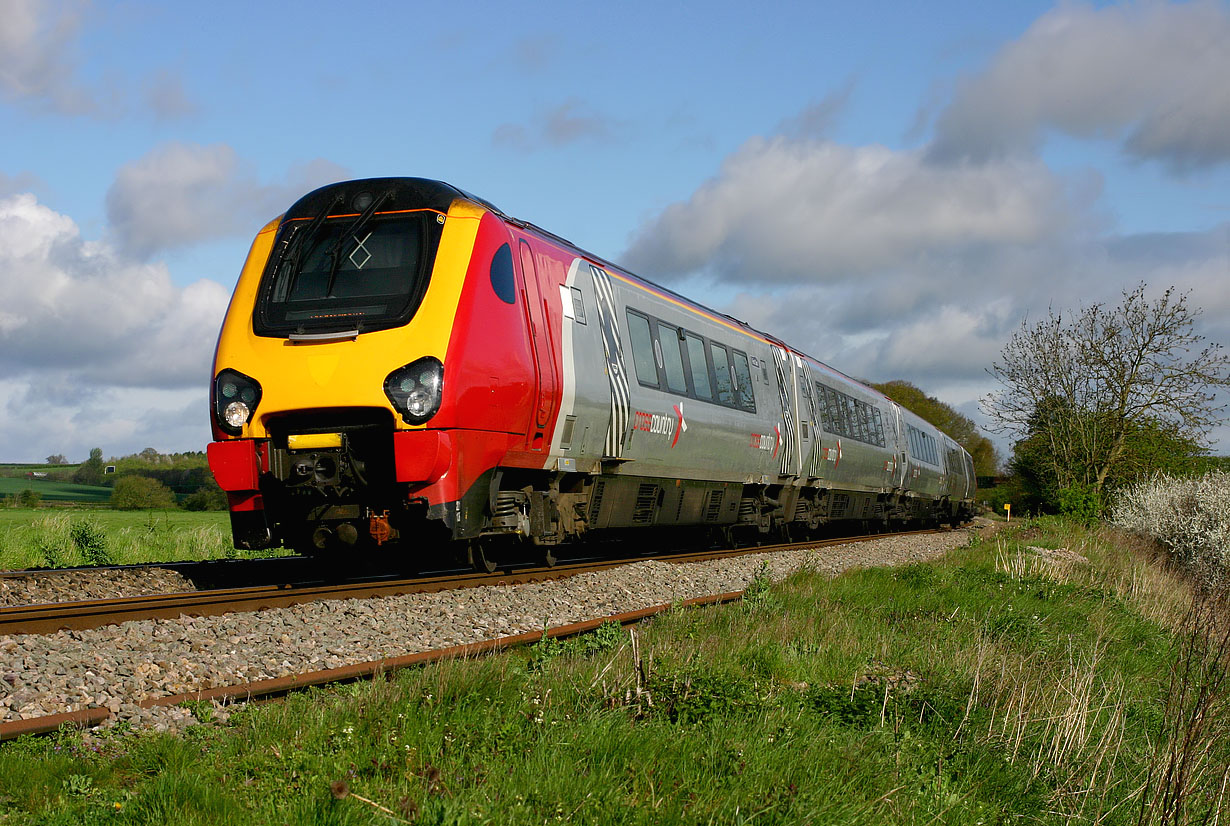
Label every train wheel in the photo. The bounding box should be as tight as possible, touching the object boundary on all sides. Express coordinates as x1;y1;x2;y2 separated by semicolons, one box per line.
467;541;499;574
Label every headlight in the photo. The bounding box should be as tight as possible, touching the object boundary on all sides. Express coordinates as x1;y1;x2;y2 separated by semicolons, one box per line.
384;357;443;425
214;369;262;436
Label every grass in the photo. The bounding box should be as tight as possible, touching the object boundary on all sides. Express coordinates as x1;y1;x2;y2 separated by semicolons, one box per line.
0;476;111;503
3;517;1229;824
0;509;258;570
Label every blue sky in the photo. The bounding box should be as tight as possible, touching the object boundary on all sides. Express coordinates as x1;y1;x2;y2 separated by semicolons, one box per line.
2;0;1229;463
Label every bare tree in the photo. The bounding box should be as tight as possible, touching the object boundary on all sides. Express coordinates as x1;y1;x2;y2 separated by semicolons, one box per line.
983;285;1230;494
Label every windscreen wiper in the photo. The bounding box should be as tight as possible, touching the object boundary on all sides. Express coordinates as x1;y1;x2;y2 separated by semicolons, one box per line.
276;193;343;301
323;190;392;298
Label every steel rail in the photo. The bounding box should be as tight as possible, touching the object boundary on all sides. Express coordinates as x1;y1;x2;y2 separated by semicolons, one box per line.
0;529;944;637
0;590;746;741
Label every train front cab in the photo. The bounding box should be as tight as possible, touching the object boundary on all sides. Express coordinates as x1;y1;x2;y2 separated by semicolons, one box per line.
207;179;543;554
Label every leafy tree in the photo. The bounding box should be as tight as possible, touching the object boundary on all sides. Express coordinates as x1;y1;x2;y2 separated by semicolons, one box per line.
872;379;1000;476
110;475;177;510
983;284;1230;508
15;489;41;508
45;454;67;465
72;447;106;486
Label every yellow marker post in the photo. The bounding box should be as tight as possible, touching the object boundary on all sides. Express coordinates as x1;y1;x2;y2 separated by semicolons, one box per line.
1003;503;1011;522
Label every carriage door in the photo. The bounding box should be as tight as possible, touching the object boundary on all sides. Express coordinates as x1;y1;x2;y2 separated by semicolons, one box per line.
889;402;908;488
518;240;559;446
796;358;818;478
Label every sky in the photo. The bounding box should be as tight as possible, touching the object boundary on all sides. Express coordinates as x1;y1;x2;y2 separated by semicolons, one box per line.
1;0;1229;464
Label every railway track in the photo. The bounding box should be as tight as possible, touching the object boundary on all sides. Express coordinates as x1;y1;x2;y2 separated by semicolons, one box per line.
0;526;970;741
0;530;943;637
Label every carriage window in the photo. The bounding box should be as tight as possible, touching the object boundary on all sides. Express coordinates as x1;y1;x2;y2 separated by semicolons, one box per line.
844;397;860;440
710;342;734;405
731;350;755;412
626;310;658;387
657;322;688;394
685;333;712;400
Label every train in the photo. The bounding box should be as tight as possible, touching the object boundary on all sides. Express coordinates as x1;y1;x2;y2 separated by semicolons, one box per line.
207;177;976;569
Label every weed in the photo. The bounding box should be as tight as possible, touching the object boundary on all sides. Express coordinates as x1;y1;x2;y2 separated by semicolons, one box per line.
69;521;111;566
643;667;762;724
178;700;214;724
62;775;93;797
741;561;779;612
1137;590;1230;825
527;620;626;671
39;542;64;568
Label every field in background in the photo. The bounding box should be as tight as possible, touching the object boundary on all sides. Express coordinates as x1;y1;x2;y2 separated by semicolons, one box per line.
0;476;111;503
0;509;251;569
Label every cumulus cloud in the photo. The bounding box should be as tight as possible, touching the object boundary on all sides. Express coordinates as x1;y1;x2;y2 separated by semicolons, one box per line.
105;142;347;257
928;1;1230;171
622;136;1075;283
0;192;229;384
618;102;1230;457
0;192;230;459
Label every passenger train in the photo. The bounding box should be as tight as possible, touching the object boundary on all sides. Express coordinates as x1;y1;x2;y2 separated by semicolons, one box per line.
207;177;976;568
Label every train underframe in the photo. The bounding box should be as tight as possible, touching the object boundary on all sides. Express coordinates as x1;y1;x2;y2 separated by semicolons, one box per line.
219;428;974;565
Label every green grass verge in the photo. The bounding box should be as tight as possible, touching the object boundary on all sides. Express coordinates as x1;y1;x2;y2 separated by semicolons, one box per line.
3;518;1227;824
0;509;258;569
0;476;111;503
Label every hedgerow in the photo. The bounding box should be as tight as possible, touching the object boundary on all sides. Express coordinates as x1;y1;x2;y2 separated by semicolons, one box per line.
1112;471;1230;581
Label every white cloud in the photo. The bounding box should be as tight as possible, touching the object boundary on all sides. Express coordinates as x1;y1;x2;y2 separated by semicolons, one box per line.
0;0;95;114
105;142;347;257
622;136;1075;283
928;1;1230;171
0;192;229;460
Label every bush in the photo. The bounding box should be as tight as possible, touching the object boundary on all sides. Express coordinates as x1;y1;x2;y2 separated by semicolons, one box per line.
15;488;41;508
1057;484;1101;523
1113;471;1230;580
182;483;228;511
109;475;177;510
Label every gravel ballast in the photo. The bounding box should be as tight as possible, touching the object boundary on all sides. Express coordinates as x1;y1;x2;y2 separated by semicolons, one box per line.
0;567;196;607
0;524;991;733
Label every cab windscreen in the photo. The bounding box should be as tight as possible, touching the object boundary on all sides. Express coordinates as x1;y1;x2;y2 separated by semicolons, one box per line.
254;211;442;337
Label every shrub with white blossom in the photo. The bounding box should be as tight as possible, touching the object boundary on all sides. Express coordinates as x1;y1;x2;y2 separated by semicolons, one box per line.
1112;471;1230;577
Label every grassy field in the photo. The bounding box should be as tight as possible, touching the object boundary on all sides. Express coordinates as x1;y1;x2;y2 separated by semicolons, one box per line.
0;509;240;569
0;476;111;503
3;516;1227;824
